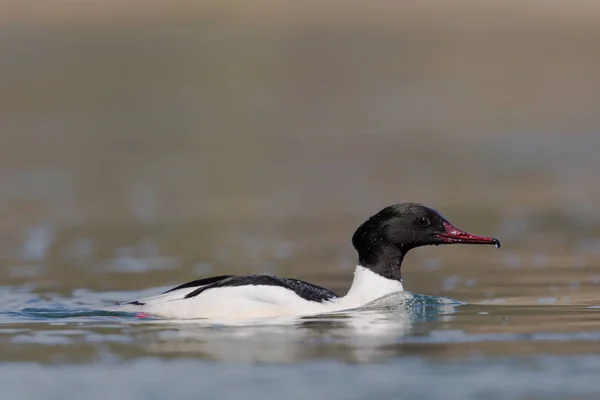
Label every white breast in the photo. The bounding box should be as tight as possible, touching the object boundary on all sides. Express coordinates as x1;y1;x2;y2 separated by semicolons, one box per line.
332;266;404;309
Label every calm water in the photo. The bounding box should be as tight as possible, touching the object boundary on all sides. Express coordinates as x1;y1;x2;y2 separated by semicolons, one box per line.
2;11;600;399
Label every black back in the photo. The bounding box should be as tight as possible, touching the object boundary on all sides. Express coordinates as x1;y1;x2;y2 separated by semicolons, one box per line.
183;275;338;303
163;275;234;294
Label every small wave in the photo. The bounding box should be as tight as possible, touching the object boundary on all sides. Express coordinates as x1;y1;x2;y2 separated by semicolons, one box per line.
2;307;135;322
355;291;462;316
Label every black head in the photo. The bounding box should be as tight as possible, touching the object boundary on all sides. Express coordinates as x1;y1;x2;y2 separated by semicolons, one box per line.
352;203;500;281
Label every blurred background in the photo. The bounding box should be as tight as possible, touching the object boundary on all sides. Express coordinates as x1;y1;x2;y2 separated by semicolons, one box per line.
2;0;600;383
2;0;600;297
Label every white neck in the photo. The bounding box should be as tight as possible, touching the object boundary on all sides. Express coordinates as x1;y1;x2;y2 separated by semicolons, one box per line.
326;265;404;311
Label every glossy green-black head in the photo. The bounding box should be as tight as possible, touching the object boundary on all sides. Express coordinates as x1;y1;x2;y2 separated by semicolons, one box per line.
352;203;500;280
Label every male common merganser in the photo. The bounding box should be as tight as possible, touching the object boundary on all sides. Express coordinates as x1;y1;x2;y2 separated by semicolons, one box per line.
119;203;500;319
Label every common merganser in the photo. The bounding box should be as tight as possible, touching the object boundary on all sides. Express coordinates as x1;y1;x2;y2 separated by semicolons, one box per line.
118;203;500;319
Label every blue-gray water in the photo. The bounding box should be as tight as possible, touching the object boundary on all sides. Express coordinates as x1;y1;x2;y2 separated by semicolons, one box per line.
3;290;600;398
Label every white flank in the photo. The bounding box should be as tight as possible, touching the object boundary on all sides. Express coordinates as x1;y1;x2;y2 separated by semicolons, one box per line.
118;265;404;319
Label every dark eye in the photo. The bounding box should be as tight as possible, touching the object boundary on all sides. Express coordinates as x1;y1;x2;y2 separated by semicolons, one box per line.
418;217;430;227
